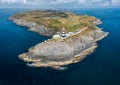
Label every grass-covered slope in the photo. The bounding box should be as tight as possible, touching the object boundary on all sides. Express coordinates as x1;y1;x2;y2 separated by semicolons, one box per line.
12;10;98;32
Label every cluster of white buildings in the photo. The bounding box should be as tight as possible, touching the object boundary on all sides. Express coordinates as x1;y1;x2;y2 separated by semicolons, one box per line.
53;27;74;39
53;26;88;39
53;32;74;39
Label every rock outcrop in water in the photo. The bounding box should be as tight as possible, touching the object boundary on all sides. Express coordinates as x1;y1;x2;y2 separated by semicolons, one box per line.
10;10;109;69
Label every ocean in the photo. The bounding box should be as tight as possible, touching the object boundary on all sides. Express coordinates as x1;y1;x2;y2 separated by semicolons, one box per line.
0;8;120;85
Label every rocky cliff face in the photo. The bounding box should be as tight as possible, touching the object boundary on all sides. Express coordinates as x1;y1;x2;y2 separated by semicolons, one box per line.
10;17;56;36
19;28;108;68
10;16;108;69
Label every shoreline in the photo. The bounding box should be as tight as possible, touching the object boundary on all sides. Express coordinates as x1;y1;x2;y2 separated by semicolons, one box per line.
10;12;109;69
19;44;98;69
18;30;108;69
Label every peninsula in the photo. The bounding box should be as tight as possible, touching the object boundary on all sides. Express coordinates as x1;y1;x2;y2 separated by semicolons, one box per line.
10;10;109;69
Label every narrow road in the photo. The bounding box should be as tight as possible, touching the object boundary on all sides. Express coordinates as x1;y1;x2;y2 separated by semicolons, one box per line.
75;26;88;35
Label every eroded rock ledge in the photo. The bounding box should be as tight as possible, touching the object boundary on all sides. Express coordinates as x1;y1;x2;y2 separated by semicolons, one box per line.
10;10;109;69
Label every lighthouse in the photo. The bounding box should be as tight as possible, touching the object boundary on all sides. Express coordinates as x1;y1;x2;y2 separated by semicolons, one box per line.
61;27;66;37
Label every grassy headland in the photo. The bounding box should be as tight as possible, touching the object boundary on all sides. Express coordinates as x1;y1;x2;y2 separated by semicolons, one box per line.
12;10;98;32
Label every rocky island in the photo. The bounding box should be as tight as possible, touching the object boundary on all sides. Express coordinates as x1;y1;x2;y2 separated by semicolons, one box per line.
10;10;109;69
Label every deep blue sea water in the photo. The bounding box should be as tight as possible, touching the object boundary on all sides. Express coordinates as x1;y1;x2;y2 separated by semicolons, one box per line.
0;8;120;85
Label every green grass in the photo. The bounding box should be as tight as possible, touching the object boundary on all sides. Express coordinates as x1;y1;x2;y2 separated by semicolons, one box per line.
12;10;98;33
49;19;62;28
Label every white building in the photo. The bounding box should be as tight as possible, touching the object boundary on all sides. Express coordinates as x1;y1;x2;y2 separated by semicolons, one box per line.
53;34;61;39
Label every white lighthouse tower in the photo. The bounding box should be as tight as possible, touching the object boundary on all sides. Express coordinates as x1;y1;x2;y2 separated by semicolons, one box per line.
61;27;66;37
